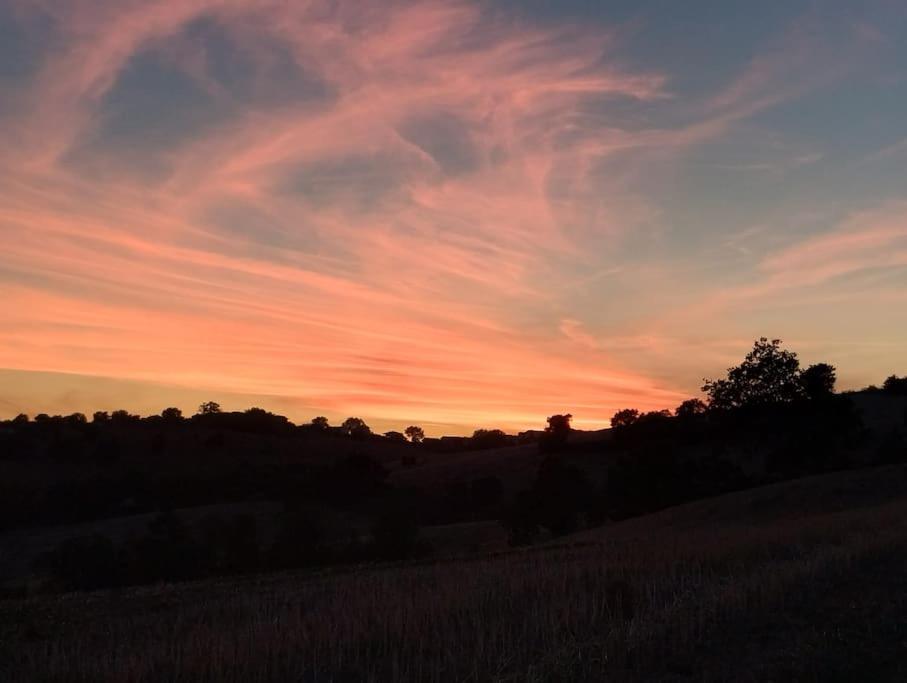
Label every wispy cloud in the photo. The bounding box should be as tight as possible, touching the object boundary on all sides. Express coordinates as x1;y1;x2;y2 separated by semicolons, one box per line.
1;0;903;430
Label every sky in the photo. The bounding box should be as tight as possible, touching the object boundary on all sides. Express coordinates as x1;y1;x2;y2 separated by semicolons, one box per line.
1;0;906;435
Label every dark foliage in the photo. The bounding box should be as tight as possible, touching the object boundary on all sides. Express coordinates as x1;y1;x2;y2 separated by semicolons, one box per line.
310;416;330;431
800;363;837;400
470;428;510;450
610;408;640;429
674;398;707;419
703;338;804;410
404;425;425;443
539;413;572;453
161;407;183;421
341;417;372;439
604;451;749;520
883;375;907;395
198;401;222;415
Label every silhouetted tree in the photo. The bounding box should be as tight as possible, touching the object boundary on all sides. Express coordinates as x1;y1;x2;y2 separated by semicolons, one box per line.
702;338;803;410
92;411;110;424
341;417;371;439
883;375;907;395
404;425;425;443
66;413;87;426
546;413;572;438
161;407;183;421
610;408;640;429
311;416;330;431
384;430;407;442
800;363;836;400
540;413;573;452
674;398;707;419
111;409;133;423
640;409;672;422
470;428;510;449
197;401;221;415
12;413;29;425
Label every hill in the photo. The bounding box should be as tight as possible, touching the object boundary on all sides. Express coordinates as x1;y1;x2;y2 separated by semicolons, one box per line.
3;463;907;681
2;389;906;593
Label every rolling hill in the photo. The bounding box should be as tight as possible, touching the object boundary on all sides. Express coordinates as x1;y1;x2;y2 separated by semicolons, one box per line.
4;462;907;681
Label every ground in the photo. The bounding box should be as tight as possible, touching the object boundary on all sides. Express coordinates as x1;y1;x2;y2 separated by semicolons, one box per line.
3;463;907;681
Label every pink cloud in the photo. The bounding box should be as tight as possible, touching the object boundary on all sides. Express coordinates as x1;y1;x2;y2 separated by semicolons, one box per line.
7;0;879;431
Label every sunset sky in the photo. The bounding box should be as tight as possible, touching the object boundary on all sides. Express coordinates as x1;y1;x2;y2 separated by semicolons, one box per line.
2;0;906;434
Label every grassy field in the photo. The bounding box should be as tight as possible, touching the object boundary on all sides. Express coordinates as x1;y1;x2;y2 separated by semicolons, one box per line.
3;464;907;682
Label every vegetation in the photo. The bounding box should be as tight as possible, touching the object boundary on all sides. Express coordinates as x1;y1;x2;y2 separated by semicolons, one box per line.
4;465;907;682
1;337;906;680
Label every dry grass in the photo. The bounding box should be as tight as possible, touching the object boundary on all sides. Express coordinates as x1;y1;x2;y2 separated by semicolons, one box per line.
4;467;907;682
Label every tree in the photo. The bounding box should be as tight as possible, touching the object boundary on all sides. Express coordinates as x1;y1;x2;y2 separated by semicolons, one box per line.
674;398;707;419
800;363;836;400
546;413;572;437
883;375;907;395
92;411;110;424
161;407;183;421
197;401;221;415
12;413;28;425
310;416;330;431
471;429;509;449
404;425;425;443
610;408;640;429
384;430;407;443
702;338;802;410
540;413;573;453
640;409;672;422
341;417;371;439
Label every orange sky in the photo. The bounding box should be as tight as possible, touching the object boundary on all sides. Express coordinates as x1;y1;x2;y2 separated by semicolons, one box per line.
2;1;905;434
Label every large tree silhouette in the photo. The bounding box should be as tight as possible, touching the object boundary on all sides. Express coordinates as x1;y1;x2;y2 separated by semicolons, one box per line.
610;408;640;429
341;417;372;439
702;338;802;410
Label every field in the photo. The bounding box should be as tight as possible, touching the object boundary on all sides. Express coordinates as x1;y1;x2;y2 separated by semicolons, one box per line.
4;464;907;682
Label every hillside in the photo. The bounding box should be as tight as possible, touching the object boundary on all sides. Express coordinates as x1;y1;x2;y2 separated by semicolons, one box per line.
2;390;905;595
4;463;907;681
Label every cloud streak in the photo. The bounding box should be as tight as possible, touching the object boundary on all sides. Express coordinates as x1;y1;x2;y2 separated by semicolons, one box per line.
0;0;691;431
1;0;904;431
